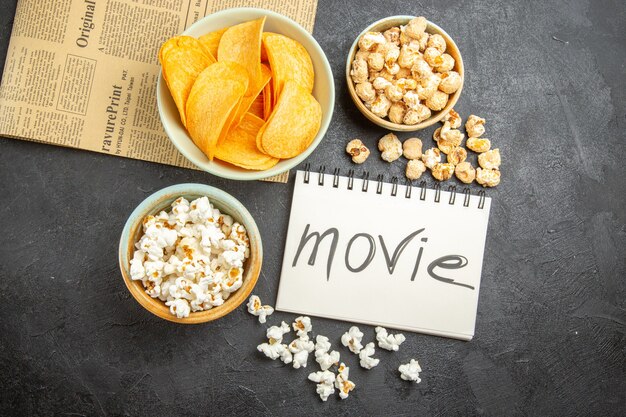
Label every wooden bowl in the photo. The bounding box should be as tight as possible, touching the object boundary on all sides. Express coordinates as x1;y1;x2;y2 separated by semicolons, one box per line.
118;184;262;324
346;16;464;131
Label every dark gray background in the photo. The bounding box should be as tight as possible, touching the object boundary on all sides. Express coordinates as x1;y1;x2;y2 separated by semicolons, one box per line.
1;0;625;415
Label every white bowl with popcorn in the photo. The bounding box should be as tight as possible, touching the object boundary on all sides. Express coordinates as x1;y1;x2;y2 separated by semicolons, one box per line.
346;15;464;131
119;184;262;323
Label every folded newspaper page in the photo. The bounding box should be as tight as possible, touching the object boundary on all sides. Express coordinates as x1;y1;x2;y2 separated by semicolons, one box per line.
0;0;319;183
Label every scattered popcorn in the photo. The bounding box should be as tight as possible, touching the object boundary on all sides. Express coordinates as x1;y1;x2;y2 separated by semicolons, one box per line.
378;133;403;162
466;137;491;153
431;162;455;181
346;139;371;164
399;359;422;383
402;137;423;160
341;326;364;354
465;114;486;138
293;316;312;338
478;148;501;170
406;159;427;180
267;321;291;343
308;370;336;401
375;326;406;351
455;161;476;184
443;108;462;129
335;363;356;400
447;147;467;165
314;335;341;371
476;168;501;187
131;196;250;318
246;295;274;324
421;148;441;169
289;336;315;369
358;342;380;369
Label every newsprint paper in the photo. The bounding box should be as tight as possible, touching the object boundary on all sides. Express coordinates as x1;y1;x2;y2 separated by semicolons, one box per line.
0;0;319;183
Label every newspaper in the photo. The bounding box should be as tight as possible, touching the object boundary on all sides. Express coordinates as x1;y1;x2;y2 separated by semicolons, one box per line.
0;0;319;183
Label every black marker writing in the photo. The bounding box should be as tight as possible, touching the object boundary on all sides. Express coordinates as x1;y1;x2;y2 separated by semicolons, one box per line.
345;233;376;272
378;229;425;275
292;224;338;281
427;255;473;290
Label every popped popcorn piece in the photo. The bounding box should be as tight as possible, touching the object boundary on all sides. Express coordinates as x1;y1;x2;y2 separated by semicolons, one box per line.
350;59;369;84
421;148;441;169
372;76;392;91
246;295;274;324
308;370;336;401
341;326;364;354
415;32;429;51
403;105;431;125
397;43;421;69
423;47;442;66
289;336;315;369
385;84;404;102
354;50;370;61
399;359;422;383
370;94;392;118
465;115;486;138
358;342;380;369
386;62;401;75
358;31;386;51
403;137;423;160
383;27;401;45
378;133;403;162
447;147;467;165
455;162;476;184
403;90;421;110
427;33;447;53
375;326;406;351
367;52;384;71
335;363;356;399
388;102;407;124
406;159;427;180
346;139;371;164
314;335;341;371
466;137;491;153
293;316;312;338
355;82;376;103
416;73;440;100
403;16;427;39
425;90;449;111
165;298;191;318
434;53;455;72
438;71;462;94
437;122;464;154
478;148;501;169
411;57;433;79
442;108;462;129
395;77;417;91
267;321;291;343
258;321;292;362
476;168;501;187
431;162;455;181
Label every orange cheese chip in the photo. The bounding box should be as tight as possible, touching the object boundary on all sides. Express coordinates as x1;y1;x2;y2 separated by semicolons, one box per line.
215;113;279;170
218;17;266;96
258;80;321;159
159;36;215;127
198;27;227;59
263;81;273;121
248;92;265;119
262;33;314;107
186;62;248;161
233;64;271;126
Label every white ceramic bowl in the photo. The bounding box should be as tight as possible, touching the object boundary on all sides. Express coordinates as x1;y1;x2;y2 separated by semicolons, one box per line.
157;8;334;181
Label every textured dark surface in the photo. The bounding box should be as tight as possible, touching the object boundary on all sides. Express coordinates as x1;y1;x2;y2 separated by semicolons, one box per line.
1;0;625;415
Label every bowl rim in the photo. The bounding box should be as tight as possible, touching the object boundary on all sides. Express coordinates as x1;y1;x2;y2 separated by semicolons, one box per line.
118;183;263;324
157;7;335;181
345;15;464;131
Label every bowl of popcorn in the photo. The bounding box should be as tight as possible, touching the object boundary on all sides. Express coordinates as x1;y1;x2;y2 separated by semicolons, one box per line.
119;184;262;323
346;16;464;131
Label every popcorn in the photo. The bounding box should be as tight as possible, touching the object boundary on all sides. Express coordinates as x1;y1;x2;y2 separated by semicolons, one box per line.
421;148;441;169
378;133;403;162
438;71;462;94
247;295;274;323
411;57;432;79
369;94;392;118
406;159;427;180
425;90;449;111
358;31;386;51
355;81;376;103
427;33;447;53
383;27;401;45
478;148;501;170
476;168;501;187
341;326;364;354
267;321;291;343
358;342;380;369
431;162;455;181
375;326;406;351
388;102;407;124
423;47;442;66
308;370;336;401
434;53;455;72
403;16;427;39
466;137;491;153
258;321;292;362
402;137;423;160
346;139;371;164
385;84;404;102
399;359;422;383
165;298;191;318
447;147;467;165
292;316;312;338
404;104;431;125
350;58;369;84
416;73;440;100
455;161;476;184
289;336;315;369
443;108;461;129
335;363;356;399
372;76;392;91
465;115;486;138
314;335;341;371
367;52;384;71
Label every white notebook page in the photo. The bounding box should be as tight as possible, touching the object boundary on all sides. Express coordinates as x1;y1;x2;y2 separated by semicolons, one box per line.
276;170;492;340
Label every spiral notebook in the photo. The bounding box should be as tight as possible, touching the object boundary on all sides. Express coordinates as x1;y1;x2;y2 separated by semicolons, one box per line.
276;167;492;340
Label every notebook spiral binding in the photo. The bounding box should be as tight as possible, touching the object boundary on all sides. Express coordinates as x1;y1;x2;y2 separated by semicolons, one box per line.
303;163;486;209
